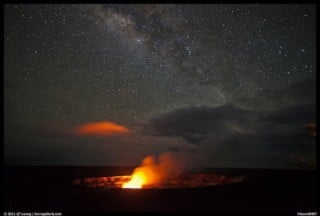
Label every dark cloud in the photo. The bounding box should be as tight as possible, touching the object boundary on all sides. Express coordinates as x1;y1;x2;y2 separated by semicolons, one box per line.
260;103;315;124
140;102;315;168
144;102;315;144
142;103;259;144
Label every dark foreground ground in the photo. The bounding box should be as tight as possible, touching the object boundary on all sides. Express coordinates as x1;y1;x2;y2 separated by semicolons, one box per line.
3;166;317;213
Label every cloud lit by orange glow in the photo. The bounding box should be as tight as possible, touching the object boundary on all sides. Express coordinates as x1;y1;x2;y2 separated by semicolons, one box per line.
74;121;130;136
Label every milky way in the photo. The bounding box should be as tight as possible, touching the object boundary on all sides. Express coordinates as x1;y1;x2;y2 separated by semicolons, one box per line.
4;4;316;168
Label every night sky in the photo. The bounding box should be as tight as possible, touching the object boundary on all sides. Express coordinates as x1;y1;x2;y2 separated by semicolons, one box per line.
4;4;316;168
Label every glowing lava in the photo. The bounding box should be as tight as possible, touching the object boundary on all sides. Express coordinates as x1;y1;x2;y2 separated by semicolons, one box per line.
121;153;183;189
122;171;147;189
75;152;246;190
73;153;245;189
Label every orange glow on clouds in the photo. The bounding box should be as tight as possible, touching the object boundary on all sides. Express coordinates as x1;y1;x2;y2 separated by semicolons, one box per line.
74;121;130;136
